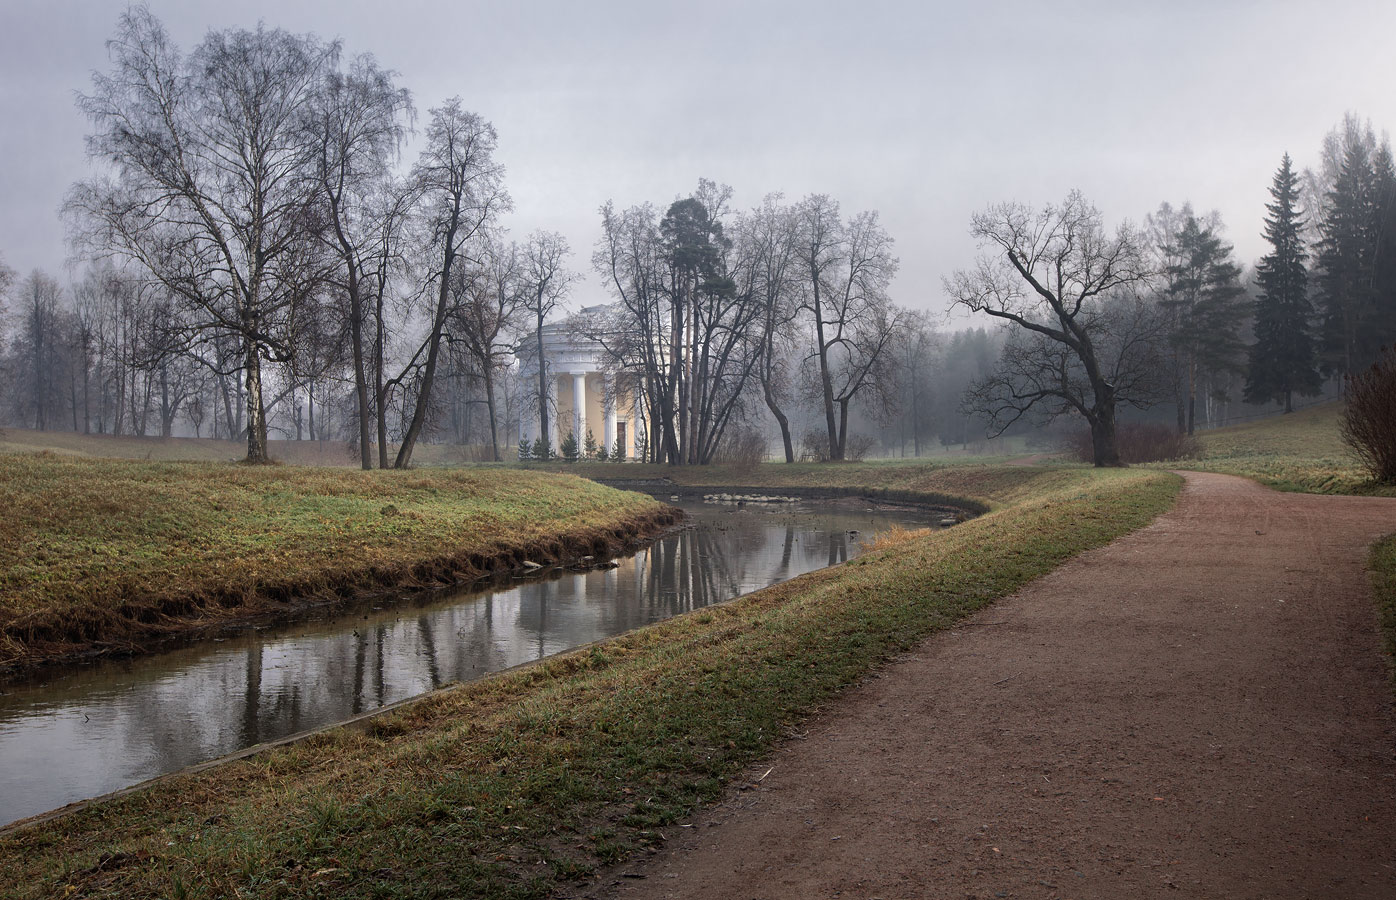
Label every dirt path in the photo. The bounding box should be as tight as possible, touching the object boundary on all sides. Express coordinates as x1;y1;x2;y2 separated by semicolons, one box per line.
571;472;1396;900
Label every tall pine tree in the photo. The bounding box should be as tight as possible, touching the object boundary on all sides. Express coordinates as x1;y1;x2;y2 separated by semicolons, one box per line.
1162;216;1249;434
1316;130;1388;375
1245;153;1321;412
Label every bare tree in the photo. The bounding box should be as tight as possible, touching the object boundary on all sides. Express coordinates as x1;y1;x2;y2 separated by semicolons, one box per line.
736;195;801;462
14;271;64;430
890;311;940;457
447;239;526;461
69;8;335;462
308;51;412;468
520;230;577;457
394;99;509;468
946;192;1155;466
794;195;902;460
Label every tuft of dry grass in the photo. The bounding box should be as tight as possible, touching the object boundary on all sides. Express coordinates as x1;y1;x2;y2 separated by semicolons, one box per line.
864;524;934;553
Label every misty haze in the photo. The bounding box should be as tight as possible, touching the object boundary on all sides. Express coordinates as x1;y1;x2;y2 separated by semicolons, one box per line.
1;2;1395;898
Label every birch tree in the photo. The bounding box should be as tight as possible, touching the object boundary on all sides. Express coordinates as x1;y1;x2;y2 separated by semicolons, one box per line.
69;8;334;462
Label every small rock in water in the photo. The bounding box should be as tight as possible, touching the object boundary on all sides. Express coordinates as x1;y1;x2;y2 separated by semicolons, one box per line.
521;560;543;569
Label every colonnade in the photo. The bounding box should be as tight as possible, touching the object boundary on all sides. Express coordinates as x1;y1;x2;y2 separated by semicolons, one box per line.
521;368;644;458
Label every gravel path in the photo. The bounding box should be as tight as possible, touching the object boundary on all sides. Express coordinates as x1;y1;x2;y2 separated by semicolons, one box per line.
571;472;1396;900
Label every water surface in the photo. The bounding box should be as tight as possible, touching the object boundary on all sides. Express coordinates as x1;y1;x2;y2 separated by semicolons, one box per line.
0;497;939;827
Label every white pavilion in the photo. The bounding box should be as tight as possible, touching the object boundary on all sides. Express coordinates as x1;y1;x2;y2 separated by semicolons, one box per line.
515;308;645;458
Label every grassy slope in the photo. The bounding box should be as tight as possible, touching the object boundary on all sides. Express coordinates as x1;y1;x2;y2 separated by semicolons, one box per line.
1184;401;1395;496
525;457;1084;508
0;456;671;667
0;466;1180;899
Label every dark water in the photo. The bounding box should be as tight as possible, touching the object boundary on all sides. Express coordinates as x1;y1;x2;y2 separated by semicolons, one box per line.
0;497;940;827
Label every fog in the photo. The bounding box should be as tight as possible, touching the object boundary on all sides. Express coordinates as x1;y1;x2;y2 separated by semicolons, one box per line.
4;0;1394;317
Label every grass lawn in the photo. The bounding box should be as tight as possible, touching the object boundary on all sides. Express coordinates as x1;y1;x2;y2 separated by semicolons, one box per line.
0;456;673;670
1182;401;1395;496
0;464;1180;899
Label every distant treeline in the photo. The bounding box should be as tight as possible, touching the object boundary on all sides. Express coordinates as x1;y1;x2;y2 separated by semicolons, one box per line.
0;9;1392;464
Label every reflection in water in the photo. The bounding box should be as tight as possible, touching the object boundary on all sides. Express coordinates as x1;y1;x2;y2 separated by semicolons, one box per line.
0;499;936;826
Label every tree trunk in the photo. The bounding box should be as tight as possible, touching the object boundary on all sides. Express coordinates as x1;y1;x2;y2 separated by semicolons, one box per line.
375;286;391;469
811;281;840;460
483;364;500;462
350;272;373;468
1186;355;1197;436
395;244;456;469
1090;411;1121;467
82;358;91;434
761;380;795;463
244;344;269;463
837;398;850;459
536;304;550;455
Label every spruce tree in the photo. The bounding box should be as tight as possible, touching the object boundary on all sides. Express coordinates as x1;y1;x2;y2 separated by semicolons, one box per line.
1245;153;1321;412
1317;132;1386;374
1162;215;1249;433
560;430;579;462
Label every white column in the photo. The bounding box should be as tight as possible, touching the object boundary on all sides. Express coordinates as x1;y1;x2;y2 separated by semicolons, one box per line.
546;371;559;453
603;379;617;456
521;367;537;446
572;372;587;445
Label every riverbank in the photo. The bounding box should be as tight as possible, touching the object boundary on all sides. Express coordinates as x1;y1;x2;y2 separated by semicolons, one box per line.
0;465;1181;899
0;456;677;674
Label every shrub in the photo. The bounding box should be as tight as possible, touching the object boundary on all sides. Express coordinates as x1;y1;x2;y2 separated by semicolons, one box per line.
1341;346;1396;483
799;430;829;462
611;437;626;462
583;428;599;460
1068;422;1202;464
517;438;532;461
845;434;877;462
713;426;767;470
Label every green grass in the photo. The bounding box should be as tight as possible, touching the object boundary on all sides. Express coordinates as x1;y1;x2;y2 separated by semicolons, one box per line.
0;455;671;668
1178;401;1396;496
0;465;1181;899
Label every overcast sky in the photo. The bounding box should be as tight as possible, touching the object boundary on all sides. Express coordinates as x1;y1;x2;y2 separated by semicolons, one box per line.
2;0;1394;321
